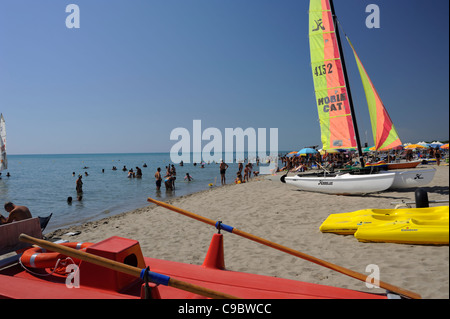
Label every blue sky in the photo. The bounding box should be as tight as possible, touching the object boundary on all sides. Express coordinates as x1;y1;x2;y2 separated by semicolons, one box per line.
0;0;448;155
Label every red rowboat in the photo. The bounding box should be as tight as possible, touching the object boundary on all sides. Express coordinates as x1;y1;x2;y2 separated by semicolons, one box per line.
0;234;388;299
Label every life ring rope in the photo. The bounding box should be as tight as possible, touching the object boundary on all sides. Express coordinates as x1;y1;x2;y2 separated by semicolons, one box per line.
19;256;77;277
19;242;93;276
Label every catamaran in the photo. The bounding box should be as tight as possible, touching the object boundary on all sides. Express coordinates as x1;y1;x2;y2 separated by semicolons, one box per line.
345;31;435;187
281;0;434;194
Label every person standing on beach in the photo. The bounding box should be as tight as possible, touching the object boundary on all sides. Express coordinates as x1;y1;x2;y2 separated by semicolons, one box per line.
0;202;32;224
219;160;229;185
435;147;441;166
244;164;249;182
155;167;162;191
76;174;83;195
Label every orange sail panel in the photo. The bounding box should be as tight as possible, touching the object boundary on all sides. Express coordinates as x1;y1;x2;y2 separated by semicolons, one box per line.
346;37;402;151
309;0;356;150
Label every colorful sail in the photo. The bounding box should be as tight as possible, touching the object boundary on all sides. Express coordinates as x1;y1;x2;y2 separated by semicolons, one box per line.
346;37;402;151
0;114;7;171
309;0;356;150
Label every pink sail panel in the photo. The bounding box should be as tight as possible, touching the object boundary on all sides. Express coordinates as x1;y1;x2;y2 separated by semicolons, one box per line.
346;36;402;151
309;0;357;150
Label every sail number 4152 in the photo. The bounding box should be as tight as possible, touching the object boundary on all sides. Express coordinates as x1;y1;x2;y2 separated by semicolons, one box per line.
314;63;333;77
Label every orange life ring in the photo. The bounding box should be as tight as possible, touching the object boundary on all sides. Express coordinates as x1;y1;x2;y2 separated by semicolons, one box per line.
20;242;93;269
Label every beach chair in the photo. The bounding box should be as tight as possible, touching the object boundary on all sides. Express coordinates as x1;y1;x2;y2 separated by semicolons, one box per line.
0;218;43;269
38;213;53;233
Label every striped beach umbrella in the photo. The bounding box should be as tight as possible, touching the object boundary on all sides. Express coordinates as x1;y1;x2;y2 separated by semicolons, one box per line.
405;144;427;149
298;148;318;156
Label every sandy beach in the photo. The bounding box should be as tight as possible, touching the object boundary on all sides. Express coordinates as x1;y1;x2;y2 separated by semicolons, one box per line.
47;165;449;299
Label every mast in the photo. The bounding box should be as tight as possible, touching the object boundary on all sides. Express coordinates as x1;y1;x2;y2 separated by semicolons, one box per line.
329;0;365;167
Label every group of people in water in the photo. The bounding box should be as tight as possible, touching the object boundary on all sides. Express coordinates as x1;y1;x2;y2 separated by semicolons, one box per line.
111;165;144;178
154;164;178;191
68;158;264;202
153;159;261;190
0;172;11;179
70;164;146;203
154;164;196;191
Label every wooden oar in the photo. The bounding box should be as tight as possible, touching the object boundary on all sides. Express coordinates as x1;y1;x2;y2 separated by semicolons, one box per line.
19;234;239;299
147;197;421;299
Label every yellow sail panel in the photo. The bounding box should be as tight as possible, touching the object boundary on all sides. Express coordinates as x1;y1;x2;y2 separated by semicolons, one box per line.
346;37;402;151
309;0;356;150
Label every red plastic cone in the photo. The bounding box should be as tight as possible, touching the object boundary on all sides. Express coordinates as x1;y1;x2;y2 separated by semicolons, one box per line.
202;233;225;269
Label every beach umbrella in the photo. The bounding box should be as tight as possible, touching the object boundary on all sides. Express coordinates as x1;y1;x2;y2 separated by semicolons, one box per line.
405;144;427;149
286;151;298;157
297;148;318;155
319;149;340;154
440;143;449;149
363;146;375;152
430;141;443;148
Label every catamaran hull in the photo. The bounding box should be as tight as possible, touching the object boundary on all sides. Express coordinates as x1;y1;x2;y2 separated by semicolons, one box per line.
283;172;395;195
390;168;436;189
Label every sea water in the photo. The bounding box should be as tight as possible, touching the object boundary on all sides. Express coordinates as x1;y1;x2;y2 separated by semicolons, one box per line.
0;153;269;232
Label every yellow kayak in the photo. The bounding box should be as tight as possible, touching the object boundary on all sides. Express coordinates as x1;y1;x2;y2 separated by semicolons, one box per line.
354;217;449;245
319;206;449;235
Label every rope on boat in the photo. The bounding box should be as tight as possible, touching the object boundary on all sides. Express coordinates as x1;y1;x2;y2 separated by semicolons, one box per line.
19;256;76;277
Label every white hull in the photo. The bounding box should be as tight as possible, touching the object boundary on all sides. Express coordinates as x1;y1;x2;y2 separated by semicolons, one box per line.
390;168;436;189
284;172;396;195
